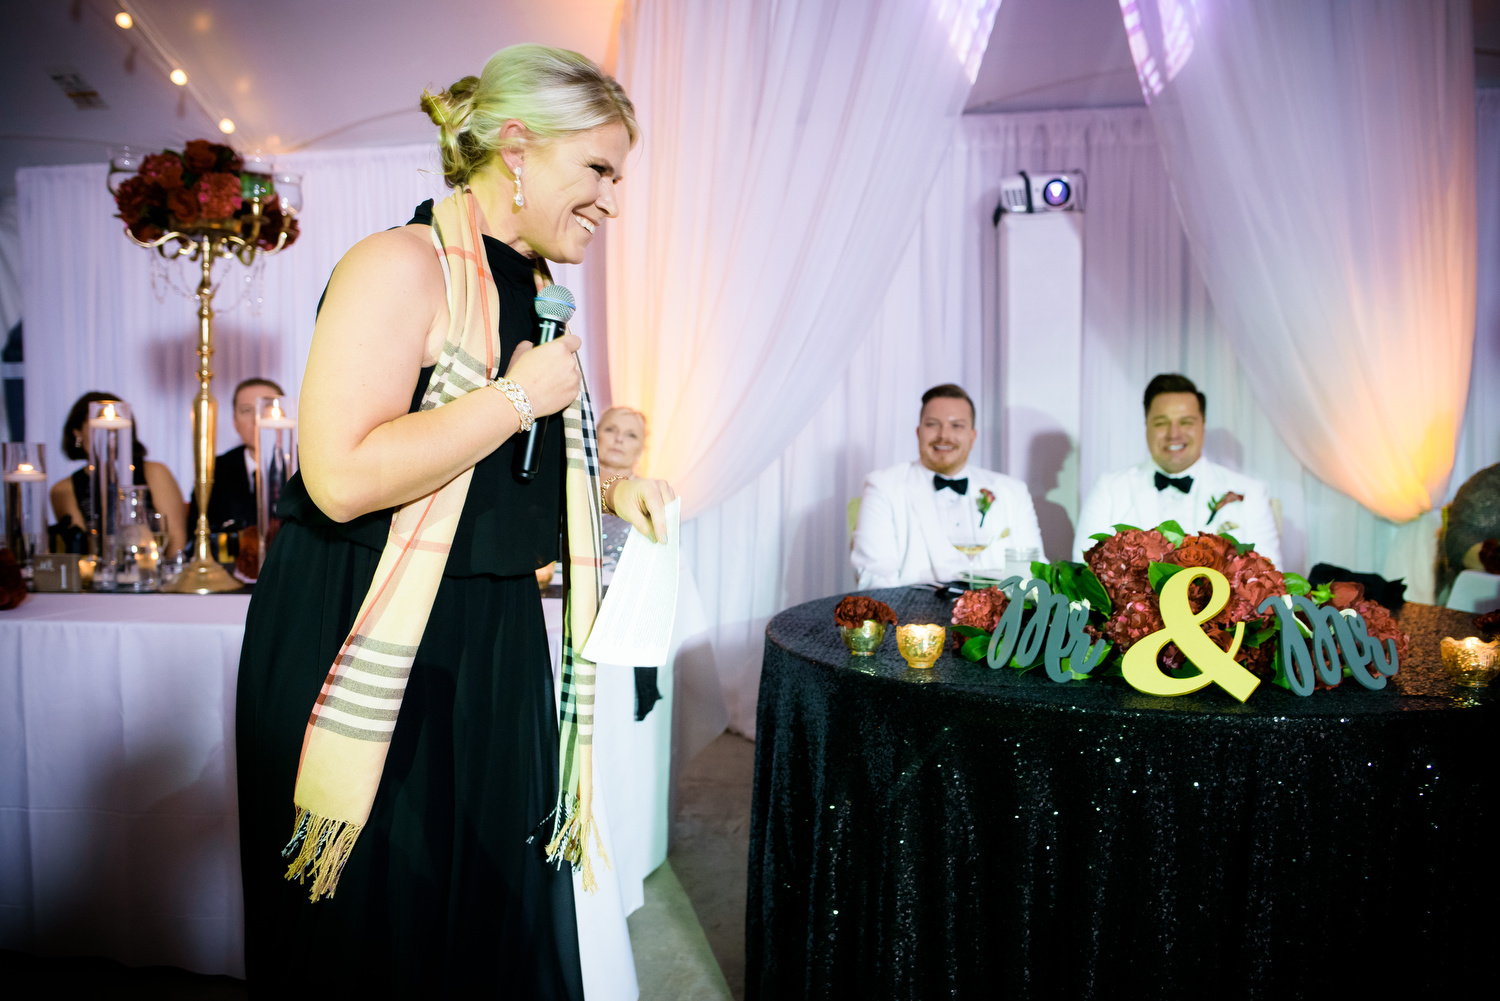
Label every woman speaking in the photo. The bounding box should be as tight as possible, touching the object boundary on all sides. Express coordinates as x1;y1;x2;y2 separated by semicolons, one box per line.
236;45;673;996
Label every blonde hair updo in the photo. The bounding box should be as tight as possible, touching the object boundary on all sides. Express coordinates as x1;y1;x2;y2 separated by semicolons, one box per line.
420;44;639;188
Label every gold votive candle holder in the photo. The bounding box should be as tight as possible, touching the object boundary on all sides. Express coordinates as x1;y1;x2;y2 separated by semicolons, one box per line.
896;623;946;669
1440;636;1500;688
839;620;887;656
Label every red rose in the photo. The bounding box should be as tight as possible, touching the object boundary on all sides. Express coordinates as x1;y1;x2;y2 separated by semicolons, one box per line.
139;152;183;190
1327;581;1365;611
114;175;159;225
195;172;243;220
834;595;897;628
167;187;200;223
183;140;218;173
952;586;1008;632
1351;598;1409;665
1167;533;1237;572
211;143;243;173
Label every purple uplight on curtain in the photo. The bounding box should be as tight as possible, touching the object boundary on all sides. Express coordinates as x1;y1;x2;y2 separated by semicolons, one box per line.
1121;0;1478;522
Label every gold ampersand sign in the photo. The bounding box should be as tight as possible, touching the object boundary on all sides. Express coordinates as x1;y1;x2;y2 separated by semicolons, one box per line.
1121;567;1261;702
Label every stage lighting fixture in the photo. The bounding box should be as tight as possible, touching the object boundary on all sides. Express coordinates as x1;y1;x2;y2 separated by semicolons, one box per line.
993;171;1085;221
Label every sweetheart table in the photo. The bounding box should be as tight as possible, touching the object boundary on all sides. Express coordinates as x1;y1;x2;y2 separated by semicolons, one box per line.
748;588;1498;999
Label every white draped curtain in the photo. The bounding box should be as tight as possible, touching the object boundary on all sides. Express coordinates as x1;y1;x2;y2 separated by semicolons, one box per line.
689;99;1500;736
1120;0;1477;523
606;0;997;516
16;146;613;493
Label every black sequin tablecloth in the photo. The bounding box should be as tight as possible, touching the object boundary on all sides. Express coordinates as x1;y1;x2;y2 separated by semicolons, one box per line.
747;589;1498;1000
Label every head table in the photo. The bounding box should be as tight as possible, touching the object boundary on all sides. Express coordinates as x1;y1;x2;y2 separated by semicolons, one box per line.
748;587;1497;1000
0;574;724;981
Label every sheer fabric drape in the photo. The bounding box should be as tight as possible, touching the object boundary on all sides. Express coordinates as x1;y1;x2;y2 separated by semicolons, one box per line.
1122;0;1477;522
606;0;994;517
690;103;1500;736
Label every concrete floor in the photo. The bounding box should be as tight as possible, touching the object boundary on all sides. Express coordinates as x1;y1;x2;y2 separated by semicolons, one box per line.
2;731;758;1000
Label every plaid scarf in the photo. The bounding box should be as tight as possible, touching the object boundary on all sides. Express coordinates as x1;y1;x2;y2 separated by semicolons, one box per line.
281;188;606;900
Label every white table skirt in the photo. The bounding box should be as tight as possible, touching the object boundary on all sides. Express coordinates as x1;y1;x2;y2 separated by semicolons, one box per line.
1446;569;1500;613
0;594;250;977
0;576;726;984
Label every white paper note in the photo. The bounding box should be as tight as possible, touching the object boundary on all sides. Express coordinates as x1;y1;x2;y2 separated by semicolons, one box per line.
581;497;681;667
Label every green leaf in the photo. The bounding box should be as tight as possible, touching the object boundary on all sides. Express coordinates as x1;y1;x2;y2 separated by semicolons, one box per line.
1077;567;1112;615
959;635;990;662
1054;561;1080;601
1148;561;1187;593
1089;533;1113;543
1283;572;1311;596
1244;620;1278;648
1153;519;1186;546
1308;585;1332;606
1218;532;1254;555
1112;523;1142;534
1269;643;1291;690
951;624;988;639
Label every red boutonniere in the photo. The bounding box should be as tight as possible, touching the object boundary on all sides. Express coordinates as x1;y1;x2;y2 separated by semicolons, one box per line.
977;487;996;526
1207;491;1244;525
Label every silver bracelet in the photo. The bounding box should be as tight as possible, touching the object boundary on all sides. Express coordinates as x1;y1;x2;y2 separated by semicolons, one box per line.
490;378;534;432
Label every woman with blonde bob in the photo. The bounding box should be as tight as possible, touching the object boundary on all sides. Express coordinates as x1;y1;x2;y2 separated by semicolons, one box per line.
236;45;673;996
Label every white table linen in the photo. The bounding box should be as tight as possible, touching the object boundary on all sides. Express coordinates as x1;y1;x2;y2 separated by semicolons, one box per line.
1446;570;1500;614
0;594;250;976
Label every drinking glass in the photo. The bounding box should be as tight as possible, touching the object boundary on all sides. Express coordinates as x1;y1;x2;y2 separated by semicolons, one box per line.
117;485;159;592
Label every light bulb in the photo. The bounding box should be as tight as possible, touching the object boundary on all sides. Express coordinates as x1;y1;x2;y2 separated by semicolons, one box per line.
218;118;235;134
115;11;133;29
170;68;187;86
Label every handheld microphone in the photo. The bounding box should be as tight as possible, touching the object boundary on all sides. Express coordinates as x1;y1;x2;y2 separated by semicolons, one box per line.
515;284;577;482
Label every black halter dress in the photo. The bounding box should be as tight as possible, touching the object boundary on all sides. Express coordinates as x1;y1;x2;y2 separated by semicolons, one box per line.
235;215;580;998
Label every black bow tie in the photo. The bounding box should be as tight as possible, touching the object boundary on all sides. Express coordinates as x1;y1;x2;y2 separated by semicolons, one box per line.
934;475;969;495
1155;472;1193;493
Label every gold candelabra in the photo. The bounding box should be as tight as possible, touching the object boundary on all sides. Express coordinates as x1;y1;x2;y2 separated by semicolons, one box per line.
116;177;297;593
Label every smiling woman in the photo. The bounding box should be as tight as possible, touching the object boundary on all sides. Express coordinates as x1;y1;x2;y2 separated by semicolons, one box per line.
234;44;674;1000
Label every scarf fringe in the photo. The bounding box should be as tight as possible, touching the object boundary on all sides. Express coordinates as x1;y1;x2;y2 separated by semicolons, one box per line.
545;802;612;894
281;807;363;902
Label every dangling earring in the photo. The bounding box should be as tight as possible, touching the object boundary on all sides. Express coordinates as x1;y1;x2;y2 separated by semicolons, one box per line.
513;169;524;208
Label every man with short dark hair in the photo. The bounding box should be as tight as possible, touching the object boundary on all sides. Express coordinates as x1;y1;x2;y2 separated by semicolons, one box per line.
1072;373;1282;565
190;377;285;533
852;384;1042;587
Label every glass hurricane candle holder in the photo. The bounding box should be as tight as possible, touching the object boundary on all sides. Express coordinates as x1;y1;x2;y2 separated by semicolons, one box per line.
85;399;134;591
1440;636;1500;688
840;620;887;656
896;623;947;669
3;442;48;585
254;395;297;578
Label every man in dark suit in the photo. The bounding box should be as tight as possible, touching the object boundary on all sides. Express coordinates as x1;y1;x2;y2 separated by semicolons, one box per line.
192;377;284;533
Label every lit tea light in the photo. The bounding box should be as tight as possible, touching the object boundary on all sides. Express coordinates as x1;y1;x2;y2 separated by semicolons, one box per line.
258;399;296;429
88;403;132;429
3;461;46;483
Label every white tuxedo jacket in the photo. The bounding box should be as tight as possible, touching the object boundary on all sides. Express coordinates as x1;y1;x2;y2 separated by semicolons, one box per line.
1071;458;1282;567
852;461;1044;588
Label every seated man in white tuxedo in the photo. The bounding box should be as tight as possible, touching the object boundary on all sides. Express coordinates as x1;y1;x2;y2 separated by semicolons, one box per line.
1072;373;1283;566
852;384;1043;588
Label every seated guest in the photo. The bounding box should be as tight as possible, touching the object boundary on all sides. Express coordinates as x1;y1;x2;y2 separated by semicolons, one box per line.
1073;373;1282;565
852;384;1042;588
189;377;285;533
597;405;648;574
50;390;188;557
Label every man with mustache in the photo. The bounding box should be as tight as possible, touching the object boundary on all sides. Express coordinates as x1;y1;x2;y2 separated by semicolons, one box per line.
1072;373;1282;566
852;383;1042;588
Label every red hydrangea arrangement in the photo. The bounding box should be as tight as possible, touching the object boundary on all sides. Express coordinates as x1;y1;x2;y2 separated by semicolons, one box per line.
113;139;298;250
834;595;897;629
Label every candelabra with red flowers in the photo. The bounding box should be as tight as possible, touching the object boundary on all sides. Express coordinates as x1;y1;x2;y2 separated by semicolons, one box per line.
109;140;302;593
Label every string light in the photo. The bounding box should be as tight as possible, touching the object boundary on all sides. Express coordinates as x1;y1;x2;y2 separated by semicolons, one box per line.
170;68;187;86
115;11;133;29
218;118;235;134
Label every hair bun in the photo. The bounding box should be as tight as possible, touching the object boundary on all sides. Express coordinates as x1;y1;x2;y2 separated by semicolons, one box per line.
420;75;481;134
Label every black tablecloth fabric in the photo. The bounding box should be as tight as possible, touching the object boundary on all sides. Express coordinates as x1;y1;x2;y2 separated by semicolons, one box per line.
747;589;1497;1000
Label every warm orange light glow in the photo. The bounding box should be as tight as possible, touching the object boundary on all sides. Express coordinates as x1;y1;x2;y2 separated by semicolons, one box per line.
115;11;133;29
170;68;188;86
218;118;235;134
101;404;117;420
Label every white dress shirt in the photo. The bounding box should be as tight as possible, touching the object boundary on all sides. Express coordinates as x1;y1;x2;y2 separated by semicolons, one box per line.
1072;458;1282;567
852;461;1044;588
